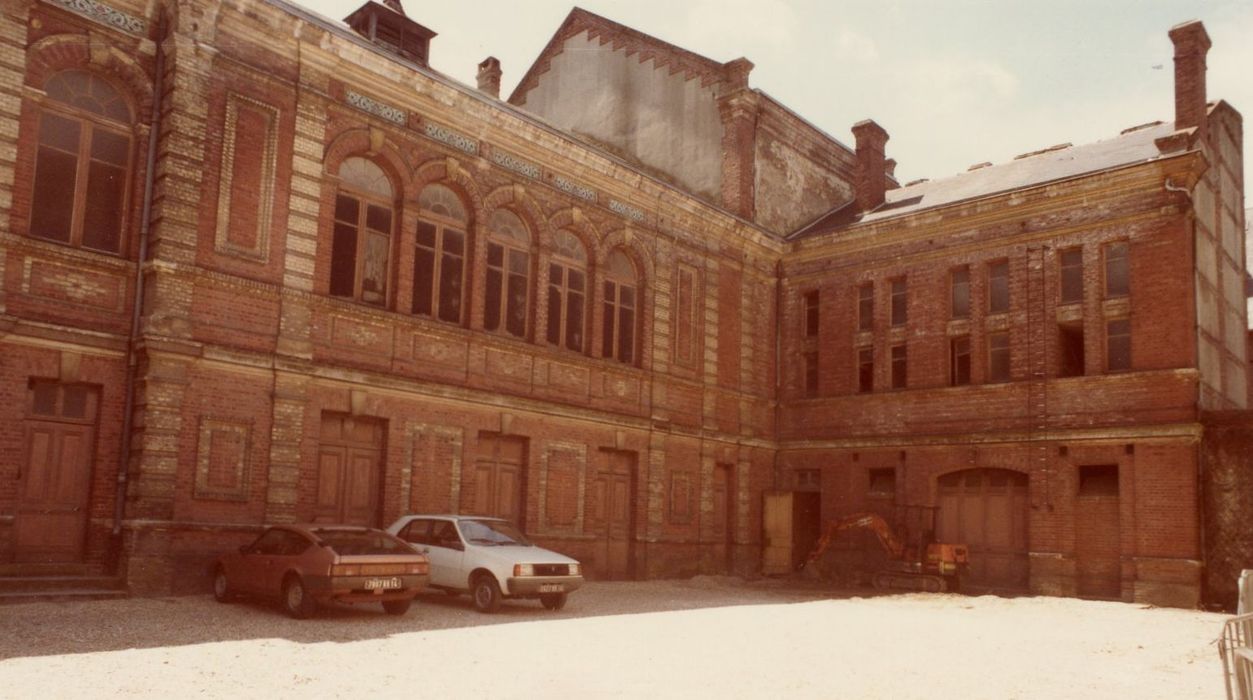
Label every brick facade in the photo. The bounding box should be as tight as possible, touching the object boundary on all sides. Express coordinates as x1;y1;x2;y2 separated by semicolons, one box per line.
0;2;1245;608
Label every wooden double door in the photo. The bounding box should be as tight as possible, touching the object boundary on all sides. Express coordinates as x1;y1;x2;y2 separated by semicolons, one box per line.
471;434;526;524
937;468;1030;590
316;414;385;526
13;383;99;564
588;450;636;580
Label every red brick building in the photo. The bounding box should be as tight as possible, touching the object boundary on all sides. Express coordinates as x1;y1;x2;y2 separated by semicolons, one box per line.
0;1;1244;607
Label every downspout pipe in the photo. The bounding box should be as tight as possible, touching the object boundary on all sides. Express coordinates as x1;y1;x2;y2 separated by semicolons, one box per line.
110;14;168;573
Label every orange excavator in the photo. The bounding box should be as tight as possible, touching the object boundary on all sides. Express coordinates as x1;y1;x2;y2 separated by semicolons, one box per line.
797;507;969;592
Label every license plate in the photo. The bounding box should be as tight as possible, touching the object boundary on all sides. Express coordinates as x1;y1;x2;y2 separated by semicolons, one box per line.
539;583;564;593
365;577;402;591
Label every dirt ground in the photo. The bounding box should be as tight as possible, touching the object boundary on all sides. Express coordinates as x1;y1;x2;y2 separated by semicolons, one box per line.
0;578;1230;698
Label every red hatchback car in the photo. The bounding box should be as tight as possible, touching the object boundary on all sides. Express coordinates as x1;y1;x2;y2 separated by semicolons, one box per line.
213;524;429;618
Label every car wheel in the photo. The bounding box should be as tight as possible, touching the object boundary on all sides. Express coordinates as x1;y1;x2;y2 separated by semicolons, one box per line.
472;574;502;614
212;566;232;603
382;598;412;616
282;575;316;619
539;592;567;611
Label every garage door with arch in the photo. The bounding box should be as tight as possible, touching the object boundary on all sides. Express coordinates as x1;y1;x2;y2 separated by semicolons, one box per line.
937;468;1029;590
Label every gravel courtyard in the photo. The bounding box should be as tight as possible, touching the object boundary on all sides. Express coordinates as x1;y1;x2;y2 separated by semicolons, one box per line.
0;578;1230;699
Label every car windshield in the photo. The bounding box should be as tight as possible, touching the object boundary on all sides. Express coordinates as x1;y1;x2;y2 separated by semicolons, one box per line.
314;529;410;555
458;519;530;546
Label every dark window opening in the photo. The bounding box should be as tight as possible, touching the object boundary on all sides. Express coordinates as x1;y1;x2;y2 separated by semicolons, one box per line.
1059;322;1086;377
1078;464;1119;497
603;250;639;365
988;260;1009;314
803;351;819;397
803;291;820;338
857;348;874;393
1106;318;1131;372
1105;242;1129;298
891;344;907;390
868;468;896;497
988;332;1011;383
1060;248;1084;304
858;283;873;331
950;336;971;386
951;266;970;319
890;278;907;326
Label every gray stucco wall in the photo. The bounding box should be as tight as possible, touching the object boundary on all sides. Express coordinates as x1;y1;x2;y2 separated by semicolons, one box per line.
520;31;724;202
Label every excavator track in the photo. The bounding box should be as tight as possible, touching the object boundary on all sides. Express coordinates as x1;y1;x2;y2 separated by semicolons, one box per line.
871;571;948;593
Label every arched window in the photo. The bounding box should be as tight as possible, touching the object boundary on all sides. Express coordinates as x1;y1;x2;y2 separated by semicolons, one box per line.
330;157;393;306
30;70;133;253
545;230;588;352
414;184;468;323
484;209;531;338
602;250;639;365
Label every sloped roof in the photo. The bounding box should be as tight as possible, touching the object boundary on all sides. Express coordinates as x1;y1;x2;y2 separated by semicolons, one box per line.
795;120;1180;237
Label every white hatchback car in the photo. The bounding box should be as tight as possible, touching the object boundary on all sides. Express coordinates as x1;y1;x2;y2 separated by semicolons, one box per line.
387;514;584;613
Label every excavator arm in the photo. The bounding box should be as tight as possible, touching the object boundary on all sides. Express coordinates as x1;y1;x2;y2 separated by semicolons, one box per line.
797;512;905;571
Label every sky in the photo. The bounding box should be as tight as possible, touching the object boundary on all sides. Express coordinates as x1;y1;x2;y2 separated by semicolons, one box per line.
294;0;1253;197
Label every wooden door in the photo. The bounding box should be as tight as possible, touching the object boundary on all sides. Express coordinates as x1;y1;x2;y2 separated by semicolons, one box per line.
591;451;634;580
937;469;1029;590
472;434;526;525
762;492;793;575
1076;486;1121;598
14;383;98;564
315;414;384;526
712;463;734;573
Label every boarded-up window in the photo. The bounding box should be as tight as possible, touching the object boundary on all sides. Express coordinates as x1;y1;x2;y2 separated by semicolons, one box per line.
988;260;1009;314
415;184;468;323
668;471;692;523
1060;248;1084;304
858;347;874;393
891;278;907;326
603;250;639;365
1104;242;1129;298
546;230;588;352
950;336;971;386
31;71;132;253
330;157;393;306
858;283;873;331
1106;318;1131;372
988;332;1011;383
891;344;907;389
195;418;251;501
485;209;531;338
674;265;698;366
951;267;970;319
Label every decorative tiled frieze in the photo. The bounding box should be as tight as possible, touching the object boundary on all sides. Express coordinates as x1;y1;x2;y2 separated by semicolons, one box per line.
553;175;596;202
609;199;646;222
345;89;406;125
46;0;146;35
424;122;479;155
491;149;541;179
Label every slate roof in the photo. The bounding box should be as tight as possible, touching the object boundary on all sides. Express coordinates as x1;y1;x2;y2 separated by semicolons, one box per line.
794;120;1180;238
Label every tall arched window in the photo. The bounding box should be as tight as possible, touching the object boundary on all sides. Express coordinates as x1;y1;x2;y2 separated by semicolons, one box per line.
484;209;531;338
330;157;393;306
546;230;588;352
30;70;133;254
602;250;639;365
415;184;468;323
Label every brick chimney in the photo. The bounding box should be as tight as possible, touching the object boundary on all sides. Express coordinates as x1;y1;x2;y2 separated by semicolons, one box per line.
1168;20;1211;141
852;119;889;212
477;57;502;98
